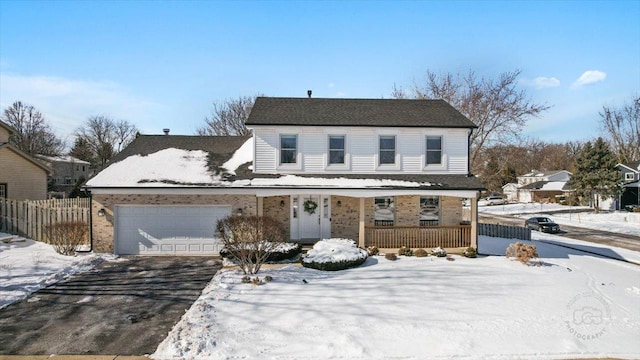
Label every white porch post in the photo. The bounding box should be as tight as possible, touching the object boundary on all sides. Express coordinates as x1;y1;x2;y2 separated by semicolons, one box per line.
359;197;365;247
471;196;478;249
257;197;264;217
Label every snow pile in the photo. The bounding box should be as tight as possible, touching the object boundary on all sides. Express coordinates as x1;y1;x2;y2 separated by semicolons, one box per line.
479;203;590;215
153;234;640;359
303;238;367;264
86;148;214;187
221;137;253;175
0;234;107;309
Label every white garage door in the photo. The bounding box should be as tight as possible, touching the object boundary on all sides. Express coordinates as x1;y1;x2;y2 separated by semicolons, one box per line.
115;205;231;255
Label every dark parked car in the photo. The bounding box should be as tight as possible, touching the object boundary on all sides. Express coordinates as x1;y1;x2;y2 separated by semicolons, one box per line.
524;217;561;233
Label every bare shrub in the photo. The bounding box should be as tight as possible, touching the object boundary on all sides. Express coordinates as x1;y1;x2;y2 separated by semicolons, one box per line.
385;253;398;261
216;215;286;275
414;248;428;257
398;246;413;256
506;242;539;265
45;221;89;255
366;246;379;256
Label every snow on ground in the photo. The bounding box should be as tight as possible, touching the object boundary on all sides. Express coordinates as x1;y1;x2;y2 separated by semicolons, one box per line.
480;203;640;236
0;233;108;309
154;235;640;360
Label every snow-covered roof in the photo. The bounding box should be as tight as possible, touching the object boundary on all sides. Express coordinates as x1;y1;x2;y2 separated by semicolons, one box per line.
36;154;91;165
520;180;573;191
519;170;570;178
85;135;484;191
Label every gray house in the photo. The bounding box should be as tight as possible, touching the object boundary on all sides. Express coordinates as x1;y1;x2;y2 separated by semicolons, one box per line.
35;155;91;198
616;161;640;210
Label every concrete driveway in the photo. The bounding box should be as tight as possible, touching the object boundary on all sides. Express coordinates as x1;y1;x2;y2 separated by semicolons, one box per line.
0;256;221;355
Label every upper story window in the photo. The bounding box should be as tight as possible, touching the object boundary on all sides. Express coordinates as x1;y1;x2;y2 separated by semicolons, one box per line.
280;135;297;164
426;136;442;165
625;172;635;181
328;135;345;165
379;135;396;165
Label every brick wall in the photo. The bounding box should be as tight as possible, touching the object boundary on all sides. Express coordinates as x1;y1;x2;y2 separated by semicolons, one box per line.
91;194;257;253
331;196;360;241
263;196;290;239
440;196;463;225
395;195;420;226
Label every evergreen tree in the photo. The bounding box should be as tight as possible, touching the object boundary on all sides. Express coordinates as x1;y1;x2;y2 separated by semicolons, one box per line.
568;138;620;212
69;137;93;163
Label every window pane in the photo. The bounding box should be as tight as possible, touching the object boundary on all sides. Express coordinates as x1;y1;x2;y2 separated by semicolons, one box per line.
427;150;442;165
329;136;344;150
281;149;296;164
323;198;329;218
426;136;441;150
419;196;439;222
374;197;395;226
380;150;395;164
379;136;395;150
329;150;344;164
281;135;297;149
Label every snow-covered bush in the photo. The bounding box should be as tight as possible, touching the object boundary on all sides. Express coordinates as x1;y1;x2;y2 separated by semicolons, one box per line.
216;215;286;274
398;246;413;256
462;247;477;258
302;239;368;271
505;242;539;265
414;248;428;257
385;253;398;261
431;247;447;257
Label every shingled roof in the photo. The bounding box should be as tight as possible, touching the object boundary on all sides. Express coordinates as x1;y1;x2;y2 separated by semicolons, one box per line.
246;97;477;128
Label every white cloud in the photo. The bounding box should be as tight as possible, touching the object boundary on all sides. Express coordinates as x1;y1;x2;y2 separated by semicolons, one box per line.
520;76;561;89
571;70;607;88
0;73;165;143
328;83;335;88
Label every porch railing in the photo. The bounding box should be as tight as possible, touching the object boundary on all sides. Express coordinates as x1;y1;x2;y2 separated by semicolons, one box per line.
365;225;471;249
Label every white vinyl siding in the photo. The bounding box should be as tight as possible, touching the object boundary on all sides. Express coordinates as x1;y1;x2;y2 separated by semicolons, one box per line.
250;126;469;175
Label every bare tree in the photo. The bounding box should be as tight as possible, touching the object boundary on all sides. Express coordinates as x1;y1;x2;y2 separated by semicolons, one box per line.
196;95;259;136
599;96;640;163
396;70;550;169
75;115;139;167
1;101;64;155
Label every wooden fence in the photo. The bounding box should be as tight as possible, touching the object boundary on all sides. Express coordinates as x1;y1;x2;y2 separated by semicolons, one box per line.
365;225;471;248
479;223;531;241
0;197;90;243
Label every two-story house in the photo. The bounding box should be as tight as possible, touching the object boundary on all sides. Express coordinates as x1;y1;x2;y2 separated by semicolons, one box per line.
0;120;51;200
503;170;573;203
616;161;639;210
35;154;91;197
85;97;483;255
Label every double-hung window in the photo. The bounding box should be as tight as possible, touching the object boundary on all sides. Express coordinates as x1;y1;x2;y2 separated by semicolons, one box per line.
328;135;345;165
426;136;442;165
379;135;396;165
280;135;297;164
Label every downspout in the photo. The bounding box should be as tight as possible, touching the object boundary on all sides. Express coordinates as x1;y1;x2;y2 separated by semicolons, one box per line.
76;189;93;253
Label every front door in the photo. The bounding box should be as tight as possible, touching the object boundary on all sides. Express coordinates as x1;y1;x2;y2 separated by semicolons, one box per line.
300;195;321;240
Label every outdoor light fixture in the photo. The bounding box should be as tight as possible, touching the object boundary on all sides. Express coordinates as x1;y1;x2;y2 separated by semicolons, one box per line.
236;208;243;216
337;201;342;207
97;208;106;217
280;200;285;207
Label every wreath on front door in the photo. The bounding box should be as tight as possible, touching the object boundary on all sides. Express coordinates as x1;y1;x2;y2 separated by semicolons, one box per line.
303;199;318;214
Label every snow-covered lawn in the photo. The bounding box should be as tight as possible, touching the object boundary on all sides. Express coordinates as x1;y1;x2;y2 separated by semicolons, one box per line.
154;235;640;359
0;233;106;309
480;203;640;236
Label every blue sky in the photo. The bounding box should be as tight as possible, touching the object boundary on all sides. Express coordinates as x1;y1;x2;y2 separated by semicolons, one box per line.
1;0;638;146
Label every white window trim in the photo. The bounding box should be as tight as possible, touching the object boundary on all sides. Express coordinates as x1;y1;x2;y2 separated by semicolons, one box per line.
376;133;401;170
277;133;302;170
625;172;635;181
326;134;349;170
423;133;447;171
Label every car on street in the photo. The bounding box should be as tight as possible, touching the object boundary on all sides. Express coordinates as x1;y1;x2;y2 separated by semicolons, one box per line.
478;196;507;206
524;216;561;233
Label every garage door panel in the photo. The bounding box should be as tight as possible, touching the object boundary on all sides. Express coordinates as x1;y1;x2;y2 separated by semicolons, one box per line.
116;205;231;255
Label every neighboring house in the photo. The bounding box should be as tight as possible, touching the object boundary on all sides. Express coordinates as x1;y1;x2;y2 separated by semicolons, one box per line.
515;170;573;203
85;97;484;255
35;155;91;197
502;183;519;203
616;161;640;210
0;120;51;200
